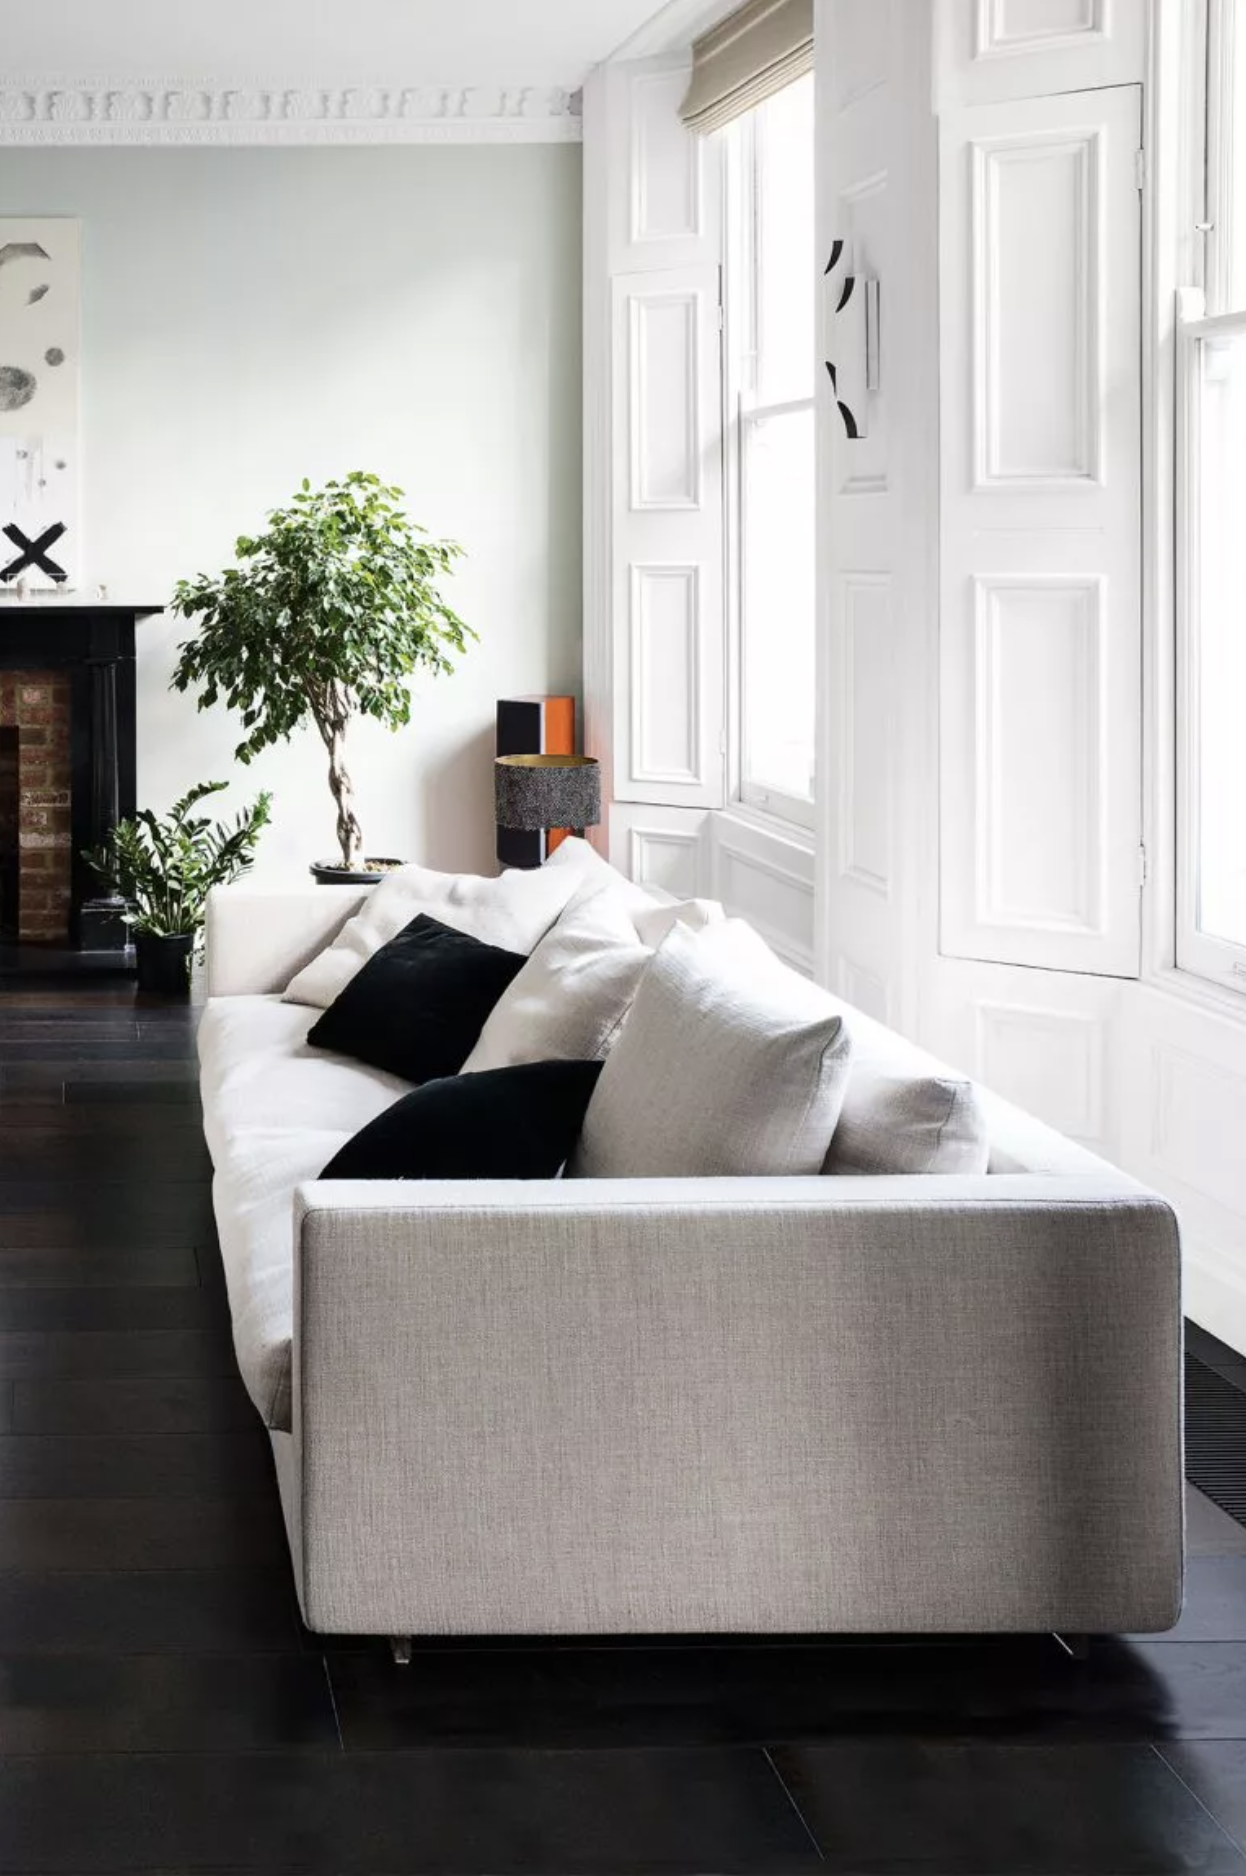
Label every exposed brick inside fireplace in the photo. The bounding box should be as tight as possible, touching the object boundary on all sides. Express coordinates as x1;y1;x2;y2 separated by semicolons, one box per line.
0;672;73;943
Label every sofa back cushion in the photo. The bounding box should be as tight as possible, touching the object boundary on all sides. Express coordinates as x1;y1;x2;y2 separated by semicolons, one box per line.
461;885;653;1072
821;999;990;1177
571;919;852;1178
282;839;604;1011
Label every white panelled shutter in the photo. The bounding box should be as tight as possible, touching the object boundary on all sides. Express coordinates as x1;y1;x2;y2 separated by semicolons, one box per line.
606;57;727;812
611;264;725;807
939;84;1143;978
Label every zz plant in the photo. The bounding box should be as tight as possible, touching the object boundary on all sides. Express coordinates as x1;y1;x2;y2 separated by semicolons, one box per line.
83;781;272;942
170;472;473;872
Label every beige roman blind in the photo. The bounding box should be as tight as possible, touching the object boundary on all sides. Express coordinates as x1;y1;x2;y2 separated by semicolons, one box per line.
680;0;814;135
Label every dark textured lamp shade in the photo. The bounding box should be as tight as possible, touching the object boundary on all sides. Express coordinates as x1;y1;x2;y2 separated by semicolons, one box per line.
495;754;601;834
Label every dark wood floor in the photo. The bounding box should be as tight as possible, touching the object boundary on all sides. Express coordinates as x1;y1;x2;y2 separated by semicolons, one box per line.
3;976;1246;1873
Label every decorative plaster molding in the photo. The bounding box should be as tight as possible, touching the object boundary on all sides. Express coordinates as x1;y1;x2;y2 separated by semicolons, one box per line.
0;79;583;145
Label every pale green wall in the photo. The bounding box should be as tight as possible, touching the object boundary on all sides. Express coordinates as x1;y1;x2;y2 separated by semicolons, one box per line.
0;146;582;875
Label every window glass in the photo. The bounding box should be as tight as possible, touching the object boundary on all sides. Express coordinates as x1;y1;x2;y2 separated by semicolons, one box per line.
754;75;816;408
1194;328;1246;952
734;72;816;819
741;407;816;803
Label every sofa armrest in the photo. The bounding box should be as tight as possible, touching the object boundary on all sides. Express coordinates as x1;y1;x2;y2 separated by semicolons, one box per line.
287;1174;1182;1638
204;884;369;998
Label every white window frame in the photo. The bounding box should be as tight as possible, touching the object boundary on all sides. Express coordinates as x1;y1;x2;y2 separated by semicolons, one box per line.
723;99;817;834
1176;0;1246;994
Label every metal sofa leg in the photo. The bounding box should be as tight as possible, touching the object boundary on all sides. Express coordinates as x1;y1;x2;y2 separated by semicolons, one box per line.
389;1636;413;1667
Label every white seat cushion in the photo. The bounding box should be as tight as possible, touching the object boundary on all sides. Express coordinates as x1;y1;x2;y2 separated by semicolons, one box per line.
198;996;412;1428
571;920;853;1179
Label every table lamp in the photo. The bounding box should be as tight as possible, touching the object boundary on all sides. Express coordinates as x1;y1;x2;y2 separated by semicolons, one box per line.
495;755;601;868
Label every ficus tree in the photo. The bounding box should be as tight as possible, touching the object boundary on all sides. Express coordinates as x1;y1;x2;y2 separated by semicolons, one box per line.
170;472;473;870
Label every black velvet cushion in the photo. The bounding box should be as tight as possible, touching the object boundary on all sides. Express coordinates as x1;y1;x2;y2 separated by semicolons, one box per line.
320;1060;605;1180
307;914;527;1084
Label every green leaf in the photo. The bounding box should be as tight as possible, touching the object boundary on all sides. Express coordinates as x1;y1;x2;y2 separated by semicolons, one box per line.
168;472;474;859
81;788;271;938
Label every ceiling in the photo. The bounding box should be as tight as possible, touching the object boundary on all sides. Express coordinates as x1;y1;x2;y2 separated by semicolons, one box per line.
1;0;677;88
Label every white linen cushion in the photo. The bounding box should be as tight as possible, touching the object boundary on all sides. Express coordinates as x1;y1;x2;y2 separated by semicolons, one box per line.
461;886;653;1073
631;897;724;946
281;849;596;1011
571;919;853;1178
821;997;990;1176
198;995;411;1428
541;836;653;907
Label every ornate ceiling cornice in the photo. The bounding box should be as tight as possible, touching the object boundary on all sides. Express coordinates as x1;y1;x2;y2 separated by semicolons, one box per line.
0;79;583;145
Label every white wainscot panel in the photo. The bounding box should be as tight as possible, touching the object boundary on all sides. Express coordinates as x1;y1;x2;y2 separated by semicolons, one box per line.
629;290;700;511
973;575;1105;936
712;819;815;973
840;573;893;896
1153;1047;1246;1224
839;958;891;1023
629;565;702;787
976;0;1106;58
630;68;701;245
631;829;702;900
976;999;1104;1142
608;804;710;900
973;128;1100;487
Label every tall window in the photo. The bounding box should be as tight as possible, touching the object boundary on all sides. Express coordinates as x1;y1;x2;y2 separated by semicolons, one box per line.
727;73;816;827
1179;0;1246;991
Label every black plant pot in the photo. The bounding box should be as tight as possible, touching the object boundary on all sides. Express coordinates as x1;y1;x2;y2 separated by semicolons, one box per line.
135;932;194;998
309;858;403;886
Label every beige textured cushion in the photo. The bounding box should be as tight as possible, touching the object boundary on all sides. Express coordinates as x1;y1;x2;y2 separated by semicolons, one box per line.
461;886;654;1072
282;852;593;1010
822;998;990;1176
571;919;852;1178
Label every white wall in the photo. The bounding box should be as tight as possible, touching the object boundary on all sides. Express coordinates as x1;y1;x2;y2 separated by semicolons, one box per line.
0;147;583;878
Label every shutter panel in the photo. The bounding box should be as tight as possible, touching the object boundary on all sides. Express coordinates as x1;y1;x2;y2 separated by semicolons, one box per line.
584;59;727;831
938;84;1143;978
814;0;939;1031
611;263;725;808
936;0;1146;107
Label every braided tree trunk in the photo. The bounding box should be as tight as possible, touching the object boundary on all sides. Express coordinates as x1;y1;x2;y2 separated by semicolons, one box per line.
312;690;363;870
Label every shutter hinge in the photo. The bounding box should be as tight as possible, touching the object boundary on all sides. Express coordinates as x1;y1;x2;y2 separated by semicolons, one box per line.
1138;842;1149;887
1135;147;1146;192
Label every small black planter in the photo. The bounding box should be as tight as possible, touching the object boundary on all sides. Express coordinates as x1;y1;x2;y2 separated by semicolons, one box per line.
135;932;194;998
309;858;403;887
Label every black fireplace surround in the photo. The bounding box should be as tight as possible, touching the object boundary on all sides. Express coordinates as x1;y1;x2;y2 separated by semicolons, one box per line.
0;604;161;950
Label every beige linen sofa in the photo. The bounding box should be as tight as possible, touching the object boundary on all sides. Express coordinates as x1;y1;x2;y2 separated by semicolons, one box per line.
199;868;1183;1642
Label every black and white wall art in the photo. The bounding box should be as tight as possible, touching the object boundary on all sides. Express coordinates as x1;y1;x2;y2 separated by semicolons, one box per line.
0;219;79;590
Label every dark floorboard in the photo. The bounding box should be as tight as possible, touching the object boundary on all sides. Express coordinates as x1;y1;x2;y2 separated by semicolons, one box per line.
0;974;1244;1873
769;1740;1246;1874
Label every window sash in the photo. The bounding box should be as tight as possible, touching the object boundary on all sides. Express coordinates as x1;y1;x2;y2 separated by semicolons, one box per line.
724;86;817;833
1207;0;1246;317
1177;296;1246;993
737;397;816;826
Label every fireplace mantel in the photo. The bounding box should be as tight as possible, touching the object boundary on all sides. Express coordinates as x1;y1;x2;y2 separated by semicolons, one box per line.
0;603;163;949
